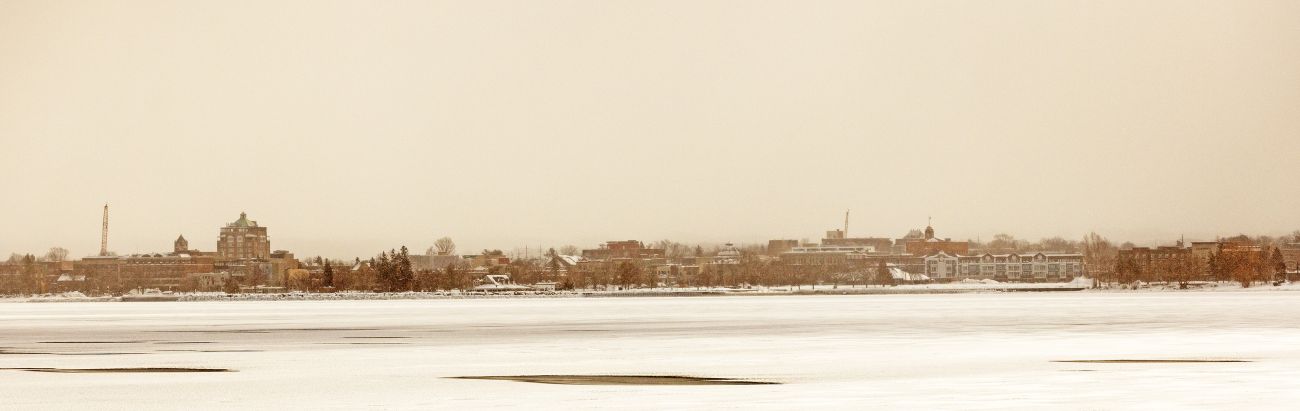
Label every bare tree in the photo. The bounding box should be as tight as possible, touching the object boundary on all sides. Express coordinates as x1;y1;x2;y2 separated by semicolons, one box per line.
987;233;1023;252
1034;237;1078;253
287;270;313;292
434;237;456;256
43;247;69;262
1219;250;1264;288
1159;252;1204;289
1082;232;1117;287
616;261;641;289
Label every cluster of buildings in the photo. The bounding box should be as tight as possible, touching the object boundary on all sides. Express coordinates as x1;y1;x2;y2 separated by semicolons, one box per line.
6;208;1300;293
530;221;1087;287
774;223;1084;282
1116;239;1300;279
11;212;300;293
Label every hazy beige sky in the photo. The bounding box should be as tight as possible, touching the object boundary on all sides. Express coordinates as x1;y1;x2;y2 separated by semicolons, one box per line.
2;0;1298;258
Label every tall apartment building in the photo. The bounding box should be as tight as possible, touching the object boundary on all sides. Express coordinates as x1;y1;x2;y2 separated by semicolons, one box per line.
217;212;270;261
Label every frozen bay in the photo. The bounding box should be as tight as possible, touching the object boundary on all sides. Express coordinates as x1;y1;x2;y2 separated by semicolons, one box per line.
3;293;1300;410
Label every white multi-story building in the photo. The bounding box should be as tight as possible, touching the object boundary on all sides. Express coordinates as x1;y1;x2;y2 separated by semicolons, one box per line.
923;251;1084;282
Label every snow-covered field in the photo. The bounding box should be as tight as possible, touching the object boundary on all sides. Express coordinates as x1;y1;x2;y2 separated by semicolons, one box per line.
3;293;1300;410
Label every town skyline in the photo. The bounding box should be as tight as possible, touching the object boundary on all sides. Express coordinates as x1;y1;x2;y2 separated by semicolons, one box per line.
4;2;1300;409
4;1;1299;259
4;204;1297;261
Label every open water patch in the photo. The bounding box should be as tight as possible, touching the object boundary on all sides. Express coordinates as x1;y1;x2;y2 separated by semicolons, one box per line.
450;375;779;385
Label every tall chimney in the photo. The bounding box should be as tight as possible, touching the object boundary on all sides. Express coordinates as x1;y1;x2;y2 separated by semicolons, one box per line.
99;204;109;256
844;209;850;238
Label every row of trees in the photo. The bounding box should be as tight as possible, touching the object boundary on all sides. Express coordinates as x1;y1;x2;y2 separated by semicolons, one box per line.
277;246;905;293
1084;227;1290;289
1207;248;1287;287
547;257;899;291
7;248;70;264
0;254;45;294
1110;248;1287;289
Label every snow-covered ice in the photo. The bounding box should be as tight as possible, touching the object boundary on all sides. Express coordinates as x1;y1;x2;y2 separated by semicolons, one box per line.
3;293;1300;410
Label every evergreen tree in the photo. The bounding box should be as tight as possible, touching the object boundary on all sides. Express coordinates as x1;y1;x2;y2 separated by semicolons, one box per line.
395;246;414;291
222;276;240;294
375;252;392;291
322;261;335;288
1271;247;1287;283
443;263;459;291
876;259;895;287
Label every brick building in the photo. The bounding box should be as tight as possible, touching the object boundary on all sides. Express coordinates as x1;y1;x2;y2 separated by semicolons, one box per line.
73;253;216;291
821;230;893;252
582;240;665;260
904;224;970;256
217;212;271;261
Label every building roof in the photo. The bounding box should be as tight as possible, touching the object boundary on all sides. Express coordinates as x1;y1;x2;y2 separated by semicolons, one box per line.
227;212;258;228
56;274;86;282
554;255;585;266
926;251;1083;259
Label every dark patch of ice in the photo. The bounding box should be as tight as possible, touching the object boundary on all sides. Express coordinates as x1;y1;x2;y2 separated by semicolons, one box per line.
157;349;265;353
318;342;409;345
450;375;779;385
38;341;151;344
15;367;234;373
1053;359;1251;363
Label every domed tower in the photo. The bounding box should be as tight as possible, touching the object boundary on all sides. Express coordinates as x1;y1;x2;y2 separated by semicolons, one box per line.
924;217;935;240
174;234;189;253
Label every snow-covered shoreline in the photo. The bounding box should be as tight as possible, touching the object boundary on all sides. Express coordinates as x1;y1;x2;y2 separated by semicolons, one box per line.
6;279;1300;303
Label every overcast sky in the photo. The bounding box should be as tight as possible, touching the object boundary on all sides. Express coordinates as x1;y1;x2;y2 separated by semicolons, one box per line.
2;0;1298;259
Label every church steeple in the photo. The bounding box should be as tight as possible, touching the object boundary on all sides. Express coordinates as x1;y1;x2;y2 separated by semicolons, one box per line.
174;234;189;253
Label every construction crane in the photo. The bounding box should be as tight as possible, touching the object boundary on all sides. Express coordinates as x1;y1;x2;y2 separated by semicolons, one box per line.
99;203;109;256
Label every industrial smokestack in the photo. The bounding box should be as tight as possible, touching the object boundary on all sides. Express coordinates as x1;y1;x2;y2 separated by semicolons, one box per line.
844;209;849;238
99;203;109;256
